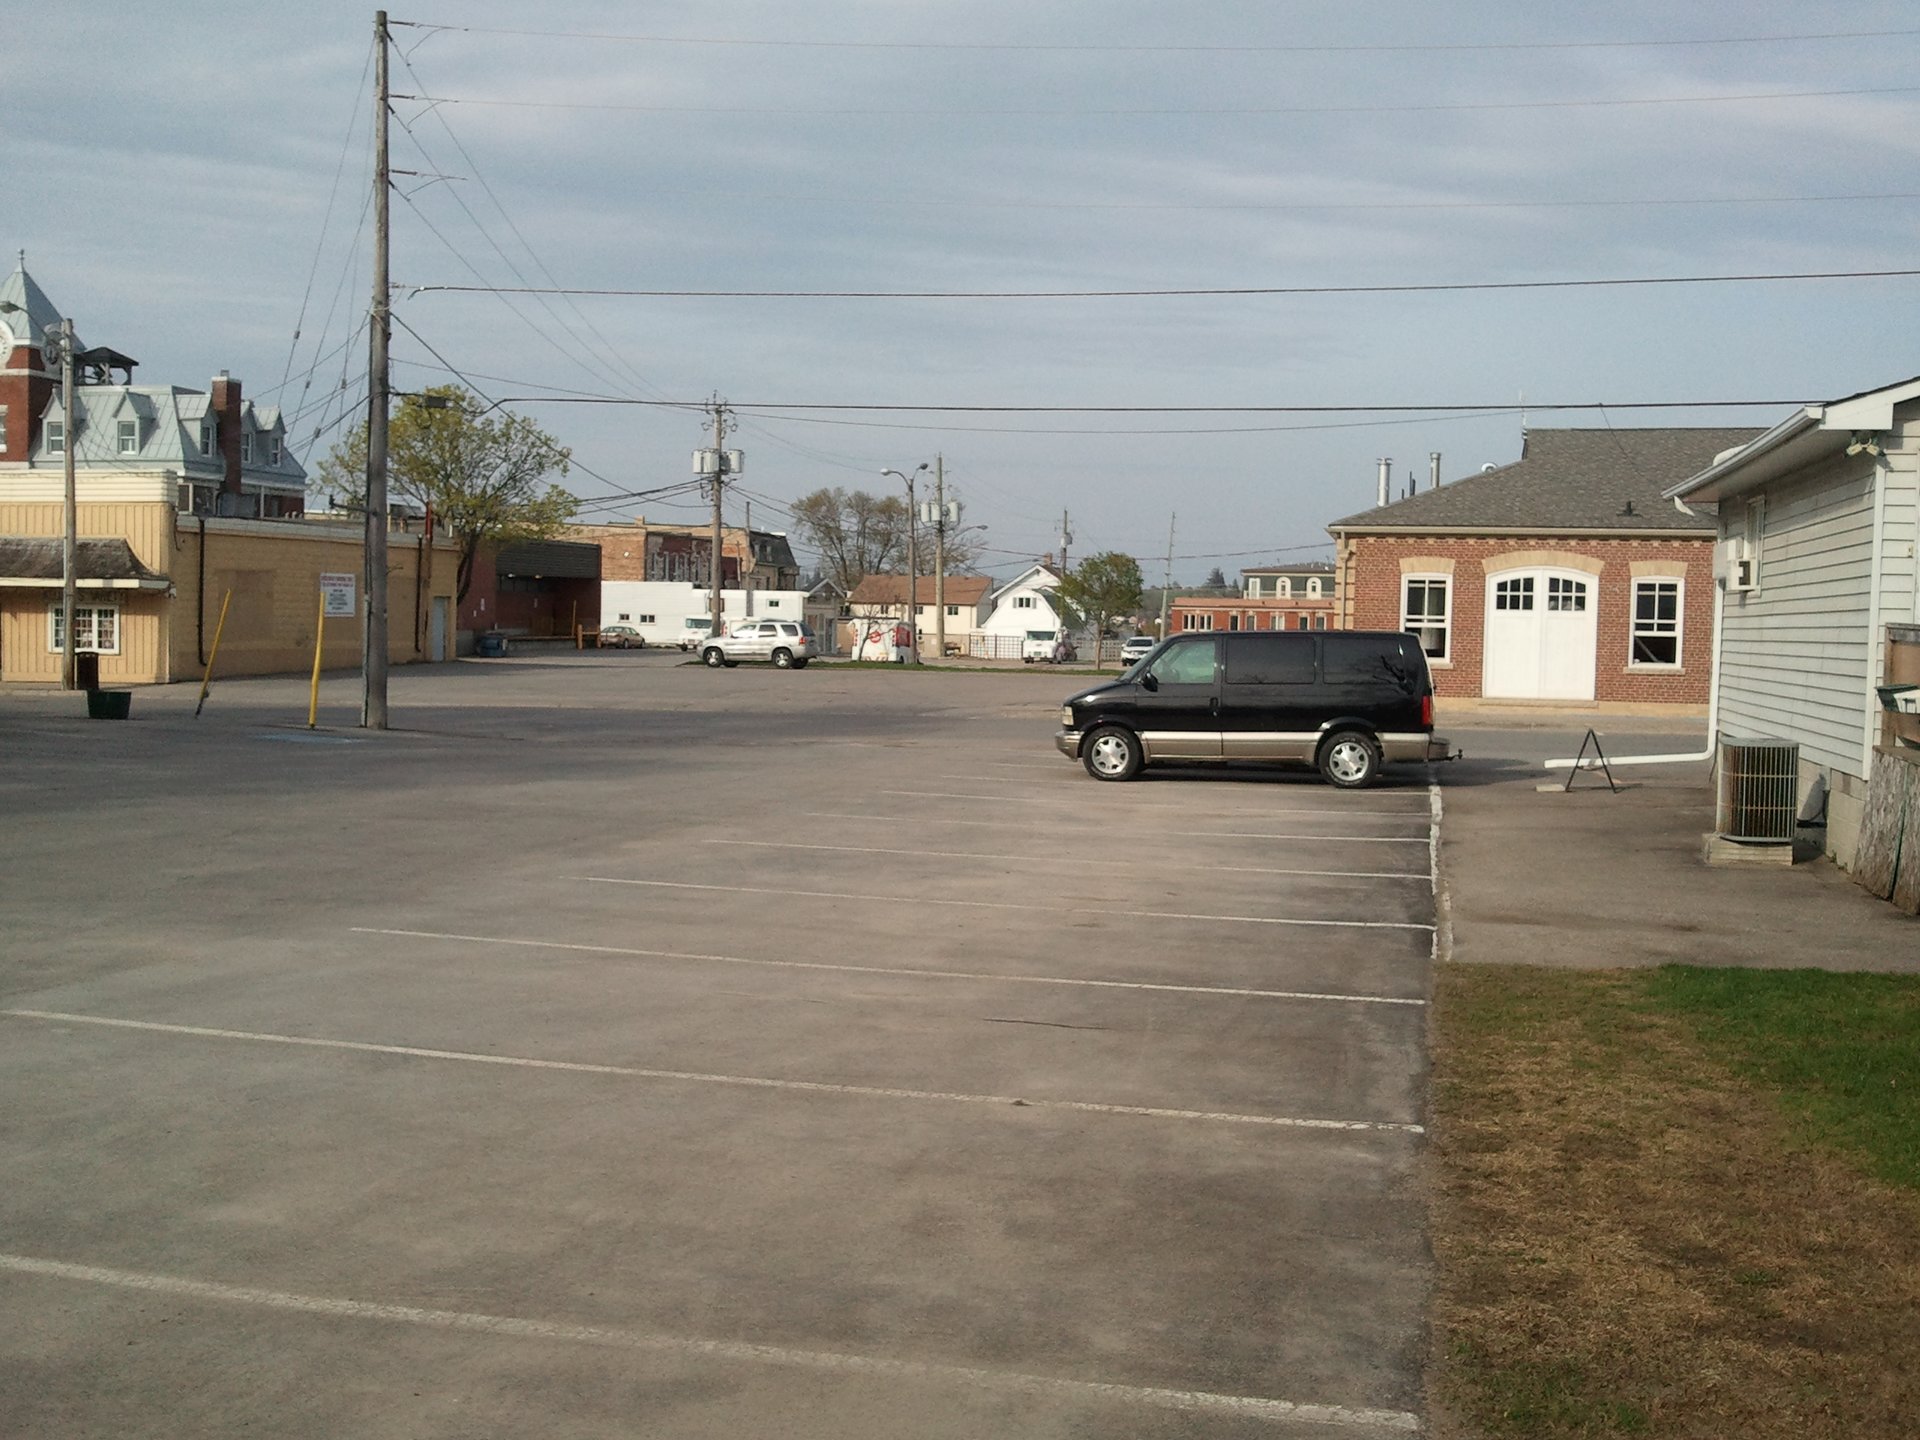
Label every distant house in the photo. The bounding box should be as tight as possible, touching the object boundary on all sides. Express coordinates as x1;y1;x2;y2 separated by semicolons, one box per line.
977;562;1067;659
1326;428;1760;706
1170;562;1336;635
846;573;994;657
1665;376;1920;872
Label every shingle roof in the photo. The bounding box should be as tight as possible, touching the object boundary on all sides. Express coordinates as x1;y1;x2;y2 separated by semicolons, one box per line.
849;573;994;607
1327;428;1762;534
0;536;168;586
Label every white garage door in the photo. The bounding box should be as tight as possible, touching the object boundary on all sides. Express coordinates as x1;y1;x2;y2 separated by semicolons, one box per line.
1482;570;1597;700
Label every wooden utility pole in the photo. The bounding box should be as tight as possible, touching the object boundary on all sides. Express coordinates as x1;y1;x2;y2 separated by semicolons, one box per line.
363;9;391;729
932;454;946;660
1059;509;1072;573
744;498;754;616
904;467;920;664
708;397;728;640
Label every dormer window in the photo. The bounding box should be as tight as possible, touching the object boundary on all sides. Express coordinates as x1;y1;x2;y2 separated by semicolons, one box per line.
1307;578;1323;597
269;434;282;466
200;422;212;455
118;419;139;454
45;419;64;454
241;432;253;464
1276;578;1292;598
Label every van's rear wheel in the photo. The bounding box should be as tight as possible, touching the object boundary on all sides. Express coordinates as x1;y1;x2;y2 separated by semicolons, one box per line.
1319;730;1381;788
1083;725;1142;782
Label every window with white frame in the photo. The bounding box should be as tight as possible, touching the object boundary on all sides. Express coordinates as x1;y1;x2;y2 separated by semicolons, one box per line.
1;407;10;448
1276;577;1291;598
45;418;65;454
241;432;253;464
1184;612;1214;631
1307;577;1323;597
1313;613;1327;630
269;434;283;466
1401;575;1451;659
1737;498;1765;591
200;422;213;455
1630;579;1682;667
49;603;121;655
117;418;139;454
1014;594;1035;609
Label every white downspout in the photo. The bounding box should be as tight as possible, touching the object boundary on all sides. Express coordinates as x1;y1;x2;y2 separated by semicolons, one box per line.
1861;451;1889;779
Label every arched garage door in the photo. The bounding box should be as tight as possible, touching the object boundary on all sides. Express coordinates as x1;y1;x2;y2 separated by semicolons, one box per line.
1482;569;1596;700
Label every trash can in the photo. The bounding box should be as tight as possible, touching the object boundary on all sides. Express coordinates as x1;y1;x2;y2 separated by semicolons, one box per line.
74;651;101;691
86;689;132;720
476;631;509;658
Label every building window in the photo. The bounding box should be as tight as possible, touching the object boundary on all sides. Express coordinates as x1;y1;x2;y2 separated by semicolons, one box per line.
1494;576;1534;611
1313;613;1327;630
49;604;121;655
269;434;283;466
1547;576;1587;612
1631;580;1682;667
1276;578;1291;598
1307;577;1323;597
946;604;959;616
1228;613;1240;630
0;408;7;448
765;598;781;609
1183;613;1214;631
1737;498;1765;591
241;432;253;464
200;422;213;455
45;418;64;454
1014;594;1035;609
1402;576;1451;659
1296;613;1310;630
118;418;140;454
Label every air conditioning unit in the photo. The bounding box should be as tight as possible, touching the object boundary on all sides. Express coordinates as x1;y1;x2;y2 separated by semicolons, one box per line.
1715;738;1798;843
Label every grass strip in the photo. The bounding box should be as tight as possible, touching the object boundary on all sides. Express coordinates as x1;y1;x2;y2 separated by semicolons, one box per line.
1430;964;1920;1439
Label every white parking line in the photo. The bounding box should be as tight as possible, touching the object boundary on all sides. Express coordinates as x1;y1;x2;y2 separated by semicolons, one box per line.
801;813;1430;844
573;878;1436;931
0;1255;1419;1432
703;838;1427;882
883;788;1051;804
0;1010;1424;1132
349;928;1428;1006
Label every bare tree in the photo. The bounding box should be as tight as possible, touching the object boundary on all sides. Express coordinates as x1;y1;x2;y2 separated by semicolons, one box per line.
788;488;910;591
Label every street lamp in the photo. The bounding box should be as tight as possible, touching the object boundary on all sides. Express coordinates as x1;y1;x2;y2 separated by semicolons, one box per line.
880;463;929;664
1;301;77;689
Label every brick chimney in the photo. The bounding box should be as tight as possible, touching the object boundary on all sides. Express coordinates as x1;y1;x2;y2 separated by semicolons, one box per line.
210;371;243;496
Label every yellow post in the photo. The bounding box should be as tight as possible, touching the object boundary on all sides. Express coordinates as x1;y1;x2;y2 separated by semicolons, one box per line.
308;586;328;729
194;589;233;718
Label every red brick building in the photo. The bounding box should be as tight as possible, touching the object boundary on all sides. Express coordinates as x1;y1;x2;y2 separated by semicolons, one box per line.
1168;562;1337;634
1326;429;1760;706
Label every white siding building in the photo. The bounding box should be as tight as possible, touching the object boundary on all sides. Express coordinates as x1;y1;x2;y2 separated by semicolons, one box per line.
977;563;1067;658
1667;376;1920;866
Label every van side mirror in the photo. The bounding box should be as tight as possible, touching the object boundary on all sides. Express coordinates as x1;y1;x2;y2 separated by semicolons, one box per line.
1139;672;1159;692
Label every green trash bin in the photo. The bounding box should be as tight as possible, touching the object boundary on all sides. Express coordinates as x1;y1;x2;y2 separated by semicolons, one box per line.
87;689;131;720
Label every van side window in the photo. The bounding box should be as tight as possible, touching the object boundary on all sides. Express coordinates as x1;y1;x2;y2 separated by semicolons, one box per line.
1144;639;1217;686
1225;633;1315;685
1322;633;1418;692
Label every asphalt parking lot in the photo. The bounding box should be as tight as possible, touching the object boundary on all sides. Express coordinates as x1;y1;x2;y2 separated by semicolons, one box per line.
1;655;1439;1438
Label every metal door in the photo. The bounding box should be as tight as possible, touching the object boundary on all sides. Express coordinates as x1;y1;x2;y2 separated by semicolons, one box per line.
429;597;450;661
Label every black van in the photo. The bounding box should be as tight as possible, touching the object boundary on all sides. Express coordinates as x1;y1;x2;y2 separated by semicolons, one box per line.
1055;630;1453;787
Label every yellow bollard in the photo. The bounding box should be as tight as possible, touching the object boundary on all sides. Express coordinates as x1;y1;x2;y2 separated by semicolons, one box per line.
194;590;233;718
308;586;328;729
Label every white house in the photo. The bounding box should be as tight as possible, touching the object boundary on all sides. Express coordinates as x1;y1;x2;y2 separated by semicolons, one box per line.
846;573;993;657
976;562;1067;659
1666;374;1920;869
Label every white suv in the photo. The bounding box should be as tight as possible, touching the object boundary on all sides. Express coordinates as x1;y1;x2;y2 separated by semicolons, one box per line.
701;620;819;669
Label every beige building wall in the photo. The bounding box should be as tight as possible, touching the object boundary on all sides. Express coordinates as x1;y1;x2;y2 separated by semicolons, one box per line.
0;497;177;684
171;517;459;682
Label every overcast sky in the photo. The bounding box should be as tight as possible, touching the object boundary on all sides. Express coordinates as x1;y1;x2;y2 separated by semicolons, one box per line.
11;2;1920;582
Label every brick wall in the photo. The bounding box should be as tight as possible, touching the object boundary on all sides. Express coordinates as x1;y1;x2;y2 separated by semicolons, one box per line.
0;342;56;463
1335;533;1714;704
1169;595;1336;632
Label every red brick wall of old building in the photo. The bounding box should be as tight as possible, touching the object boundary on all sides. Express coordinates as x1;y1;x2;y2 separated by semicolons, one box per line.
1335;534;1714;704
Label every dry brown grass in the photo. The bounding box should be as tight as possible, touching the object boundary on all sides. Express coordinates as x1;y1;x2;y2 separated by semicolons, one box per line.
1429;965;1920;1439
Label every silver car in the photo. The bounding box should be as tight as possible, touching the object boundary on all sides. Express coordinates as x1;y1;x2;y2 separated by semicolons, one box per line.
701;620;819;669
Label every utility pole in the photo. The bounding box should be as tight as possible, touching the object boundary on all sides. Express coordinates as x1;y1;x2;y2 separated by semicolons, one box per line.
707;396;729;640
1059;509;1072;573
932;453;946;661
362;9;392;729
1157;512;1176;638
904;467;920;664
743;497;754;616
57;317;76;691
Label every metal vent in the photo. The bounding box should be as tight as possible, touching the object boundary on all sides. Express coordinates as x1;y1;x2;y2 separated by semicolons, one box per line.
1715;739;1799;843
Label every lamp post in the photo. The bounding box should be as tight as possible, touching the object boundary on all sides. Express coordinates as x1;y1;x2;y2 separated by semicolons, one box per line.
4;301;78;690
881;463;928;664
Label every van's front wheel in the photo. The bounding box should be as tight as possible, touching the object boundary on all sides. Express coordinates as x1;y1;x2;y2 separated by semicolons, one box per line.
1083;725;1142;782
1319;730;1381;788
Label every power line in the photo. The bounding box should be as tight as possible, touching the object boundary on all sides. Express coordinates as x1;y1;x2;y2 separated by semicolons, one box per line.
388;22;1920;56
411;268;1920;301
392;83;1920;118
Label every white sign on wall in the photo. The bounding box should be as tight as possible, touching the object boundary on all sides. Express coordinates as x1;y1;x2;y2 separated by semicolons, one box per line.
319;573;357;618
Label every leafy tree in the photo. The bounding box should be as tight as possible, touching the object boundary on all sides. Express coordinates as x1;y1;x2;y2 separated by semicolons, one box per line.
1054;552;1144;660
789;487;909;591
314;385;575;602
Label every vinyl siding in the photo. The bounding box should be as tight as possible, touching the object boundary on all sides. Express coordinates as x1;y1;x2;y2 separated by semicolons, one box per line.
1716;453;1877;776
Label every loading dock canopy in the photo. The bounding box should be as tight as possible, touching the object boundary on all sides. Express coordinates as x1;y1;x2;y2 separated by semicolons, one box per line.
0;537;170;589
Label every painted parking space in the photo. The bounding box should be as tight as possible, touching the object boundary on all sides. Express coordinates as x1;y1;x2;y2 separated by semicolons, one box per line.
0;666;1439;1436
